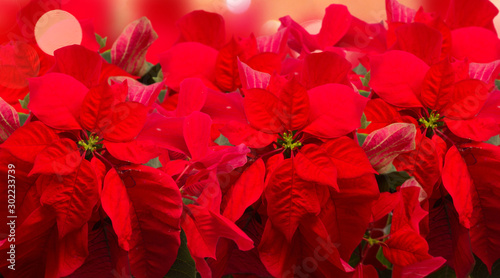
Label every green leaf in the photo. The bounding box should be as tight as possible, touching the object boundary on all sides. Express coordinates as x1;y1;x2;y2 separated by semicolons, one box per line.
357;133;368;146
158;89;167;103
18;113;29;126
361;71;371;87
214;134;233;146
95;33;107;50
486;135;500;146
376;171;411;192
348;244;362;267
145;157;162;168
138;63;162;85
495;79;500;90
165;230;196;278
153;69;164;84
353;63;368;75
101;50;111;63
19;93;29;110
359;90;371;98
376;245;393;270
360;113;371;129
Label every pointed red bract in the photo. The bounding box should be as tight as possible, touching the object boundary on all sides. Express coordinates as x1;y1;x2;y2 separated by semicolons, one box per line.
79;82;126;132
138;114;189;155
182;204;254;259
0;121;58;163
463;143;500;272
0;41;40;110
391;185;428;234
358;99;402;134
371;192;402;222
29;73;89;130
392;256;446;278
265;159;322;242
441;79;489;120
38;159;99;239
220;120;277;149
370;51;428;107
316;5;352;49
451;27;500;63
223;159;266;222
244;88;284;133
159;42;218;90
215;37;242;92
322;137;376;179
259;217;354;277
175;78;208;117
102;166;183;278
276;77;310;131
427;199;475;278
105;139;160;164
52;45;102;88
304;84;368;138
294;144;338;190
383;227;433;266
442;146;473;228
419;59;455;110
393;22;442;65
445;91;500;141
66;222;130;278
301;51;351;89
29;138;82;176
100;101;149;142
44;224;88;277
183;111;211;160
393;136;442;197
322;174;379;258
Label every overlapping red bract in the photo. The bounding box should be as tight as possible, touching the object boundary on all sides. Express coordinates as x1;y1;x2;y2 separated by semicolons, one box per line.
0;0;499;277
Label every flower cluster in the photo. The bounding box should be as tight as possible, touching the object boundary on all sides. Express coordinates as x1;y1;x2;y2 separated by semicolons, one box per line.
1;0;500;277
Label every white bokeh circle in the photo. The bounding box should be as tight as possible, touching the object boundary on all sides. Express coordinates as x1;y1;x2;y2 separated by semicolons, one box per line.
34;9;83;56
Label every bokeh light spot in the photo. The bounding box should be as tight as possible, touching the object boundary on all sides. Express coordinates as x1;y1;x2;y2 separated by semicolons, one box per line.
226;0;251;14
34;9;83;55
302;20;322;35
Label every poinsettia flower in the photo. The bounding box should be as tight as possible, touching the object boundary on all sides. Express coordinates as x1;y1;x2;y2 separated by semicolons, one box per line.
385;0;500;63
0;119;184;277
0;123;102;276
221;72;368;149
370;50;497;141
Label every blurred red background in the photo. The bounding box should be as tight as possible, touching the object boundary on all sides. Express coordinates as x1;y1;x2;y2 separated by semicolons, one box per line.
1;0;500;62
